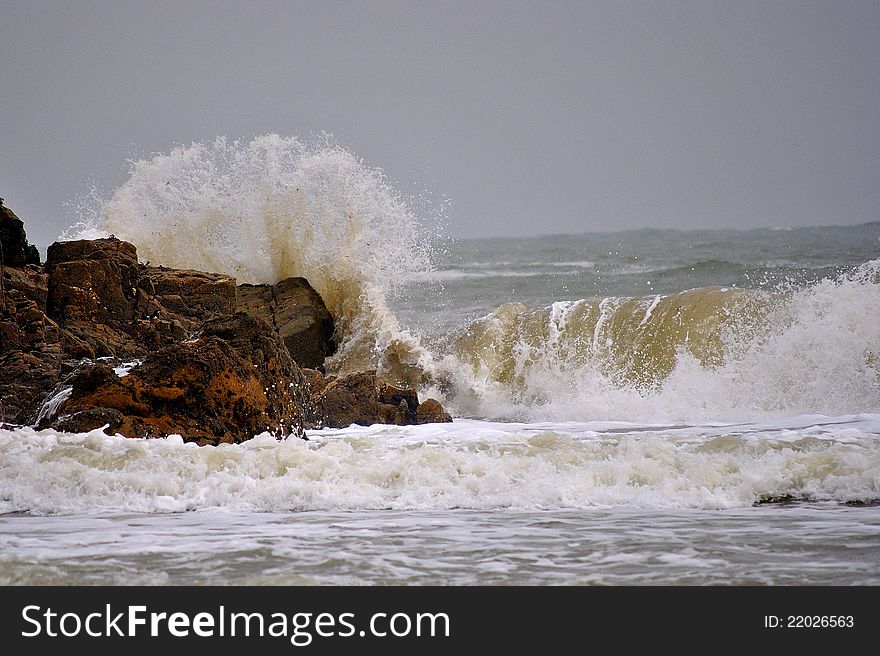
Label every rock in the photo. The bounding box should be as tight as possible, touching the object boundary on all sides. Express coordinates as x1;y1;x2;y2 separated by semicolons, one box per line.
307;370;379;429
57;320;146;359
235;284;274;325
416;398;453;424
0;211;447;439
378;383;419;425
46;238;139;323
0;205;40;267
0;301;62;354
2;265;48;308
137;265;236;327
47;314;309;444
304;370;453;428
237;277;336;370
0;348;62;425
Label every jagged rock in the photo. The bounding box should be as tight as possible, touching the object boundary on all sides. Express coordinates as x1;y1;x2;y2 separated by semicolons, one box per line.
0;301;62;354
2;265;48;308
0;348;62;425
378;383;419;425
1;209;452;440
57;320;146;359
304;369;452;428
46;238;139;323
307;370;378;429
235;284;273;324
0;205;40;267
46;314;308;444
237;277;336;370
137;265;236;327
416;398;453;424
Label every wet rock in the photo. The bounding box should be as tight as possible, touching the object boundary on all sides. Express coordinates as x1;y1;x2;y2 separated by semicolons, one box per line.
47;314;309;444
0;301;62;354
1;211;447;439
0;348;62;425
307;370;378;429
2;265;48;308
237;277;336;370
137;265;236;327
378;382;419;425
304;369;453;428
416;398;453;424
235;284;274;325
0;204;40;267
46;238;139;323
57;320;146;360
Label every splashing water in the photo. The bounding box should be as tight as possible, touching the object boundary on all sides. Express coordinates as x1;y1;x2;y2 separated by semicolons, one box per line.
429;259;880;423
68;135;880;424
70;134;436;378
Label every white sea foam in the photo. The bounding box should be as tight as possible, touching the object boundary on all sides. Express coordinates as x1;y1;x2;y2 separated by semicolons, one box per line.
64;135;880;424
69;134;437;376
1;415;878;515
34;387;72;425
431;261;880;423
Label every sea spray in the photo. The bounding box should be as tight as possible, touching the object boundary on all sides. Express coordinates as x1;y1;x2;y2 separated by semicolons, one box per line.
69;134;438;381
426;261;880;423
66;135;880;424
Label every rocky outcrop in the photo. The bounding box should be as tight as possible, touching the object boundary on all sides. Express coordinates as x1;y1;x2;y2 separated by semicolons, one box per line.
45;315;308;444
46;238;140;323
0;348;62;426
0;204;40;267
237;277;336;370
137;265;236;328
2;265;48;308
416;398;453;424
304;369;451;429
0;204;453;441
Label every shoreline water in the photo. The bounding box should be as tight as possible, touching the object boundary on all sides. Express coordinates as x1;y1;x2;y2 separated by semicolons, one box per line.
2;138;878;585
3;504;878;585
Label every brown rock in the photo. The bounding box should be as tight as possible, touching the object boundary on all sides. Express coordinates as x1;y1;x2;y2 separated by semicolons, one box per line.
308;370;379;429
0;204;40;267
0;301;63;354
46;238;139;323
57;320;145;359
416;398;453;424
378;383;419;423
304;370;453;428
236;284;274;325
137;265;236;327
2;265;48;308
300;367;327;392
237;277;336;370
46;314;308;444
0;348;62;425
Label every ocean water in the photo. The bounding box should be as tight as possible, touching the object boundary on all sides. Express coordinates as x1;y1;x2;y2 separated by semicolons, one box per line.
2;135;879;585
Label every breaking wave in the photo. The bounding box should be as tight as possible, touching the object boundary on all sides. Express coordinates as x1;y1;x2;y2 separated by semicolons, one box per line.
69;134;436;375
2;417;878;513
68;135;880;424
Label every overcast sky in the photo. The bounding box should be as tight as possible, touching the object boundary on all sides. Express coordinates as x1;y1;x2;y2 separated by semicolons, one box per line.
2;0;879;248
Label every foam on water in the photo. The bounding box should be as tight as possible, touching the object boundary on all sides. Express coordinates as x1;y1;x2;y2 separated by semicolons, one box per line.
431;261;880;423
66;135;880;425
2;415;878;515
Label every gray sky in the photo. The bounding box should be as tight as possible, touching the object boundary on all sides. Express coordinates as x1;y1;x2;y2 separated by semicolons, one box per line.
2;0;879;249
